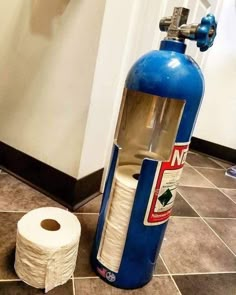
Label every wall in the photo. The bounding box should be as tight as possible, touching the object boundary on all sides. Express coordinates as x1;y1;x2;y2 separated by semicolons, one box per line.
193;0;236;149
78;0;162;179
0;0;106;177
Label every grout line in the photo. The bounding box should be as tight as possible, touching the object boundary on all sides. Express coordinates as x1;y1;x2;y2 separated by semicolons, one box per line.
0;211;100;214
177;190;201;216
74;276;99;280
191;167;236;205
170;216;200;219
179;185;236;204
74;212;99;215
210;158;230;169
0;211;100;215
189;166;224;170
159;255;182;295
153;274;170;277
177;189;236;257
180;184;236;191
192;166;225;188
171;216;236;220
188;151;232;168
203;217;236;220
201;217;236;257
72;274;76;295
179;184;215;189
218;188;236;205
172;271;236;276
217;188;236;191
159;254;171;275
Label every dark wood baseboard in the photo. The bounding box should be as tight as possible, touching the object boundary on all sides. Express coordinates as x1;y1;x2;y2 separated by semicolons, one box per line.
0;141;103;211
190;137;236;163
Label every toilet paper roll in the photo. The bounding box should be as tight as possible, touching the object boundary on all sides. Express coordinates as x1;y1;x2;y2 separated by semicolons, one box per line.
15;207;81;292
115;165;141;189
98;164;141;272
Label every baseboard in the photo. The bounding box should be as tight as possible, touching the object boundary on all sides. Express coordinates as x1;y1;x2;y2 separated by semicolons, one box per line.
190;137;236;163
0;141;103;210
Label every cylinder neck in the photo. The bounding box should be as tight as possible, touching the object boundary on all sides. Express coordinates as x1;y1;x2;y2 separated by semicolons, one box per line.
160;40;186;54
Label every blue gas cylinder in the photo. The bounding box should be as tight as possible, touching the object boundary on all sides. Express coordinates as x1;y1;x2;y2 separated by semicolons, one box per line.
91;8;217;289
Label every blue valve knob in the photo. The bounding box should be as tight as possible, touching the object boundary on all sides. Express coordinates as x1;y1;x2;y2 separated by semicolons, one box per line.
196;14;217;52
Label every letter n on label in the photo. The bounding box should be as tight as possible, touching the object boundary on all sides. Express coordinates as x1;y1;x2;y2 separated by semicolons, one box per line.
171;148;188;167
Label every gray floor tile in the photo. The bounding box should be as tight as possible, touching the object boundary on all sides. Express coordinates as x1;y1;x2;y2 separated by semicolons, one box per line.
161;217;236;273
74;276;179;295
0;174;65;211
0;280;73;295
186;152;222;169
221;189;236;203
77;195;102;213
0;213;23;279
196;168;236;189
74;214;98;277
178;187;236;218
154;256;168;275
205;218;236;254
179;167;214;187
173;273;236;295
171;192;199;217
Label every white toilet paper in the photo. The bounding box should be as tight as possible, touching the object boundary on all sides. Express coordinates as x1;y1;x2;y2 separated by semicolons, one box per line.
15;207;81;292
115;165;140;189
98;165;141;272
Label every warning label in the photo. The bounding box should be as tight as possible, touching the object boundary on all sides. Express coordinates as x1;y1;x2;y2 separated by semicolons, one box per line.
144;143;189;226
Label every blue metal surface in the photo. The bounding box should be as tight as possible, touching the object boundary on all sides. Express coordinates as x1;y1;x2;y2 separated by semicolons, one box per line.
91;144;120;260
91;39;205;288
126;40;204;143
196;14;217;52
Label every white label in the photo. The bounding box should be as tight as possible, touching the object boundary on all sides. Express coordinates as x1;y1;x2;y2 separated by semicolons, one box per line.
144;143;189;226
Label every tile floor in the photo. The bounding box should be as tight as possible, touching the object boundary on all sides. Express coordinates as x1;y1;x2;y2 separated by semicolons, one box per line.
0;151;235;294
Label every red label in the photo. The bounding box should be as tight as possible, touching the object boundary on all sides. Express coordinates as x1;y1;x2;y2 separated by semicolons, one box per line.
145;143;189;225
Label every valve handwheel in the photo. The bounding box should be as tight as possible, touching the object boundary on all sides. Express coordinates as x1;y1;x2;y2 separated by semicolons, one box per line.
196;14;217;52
